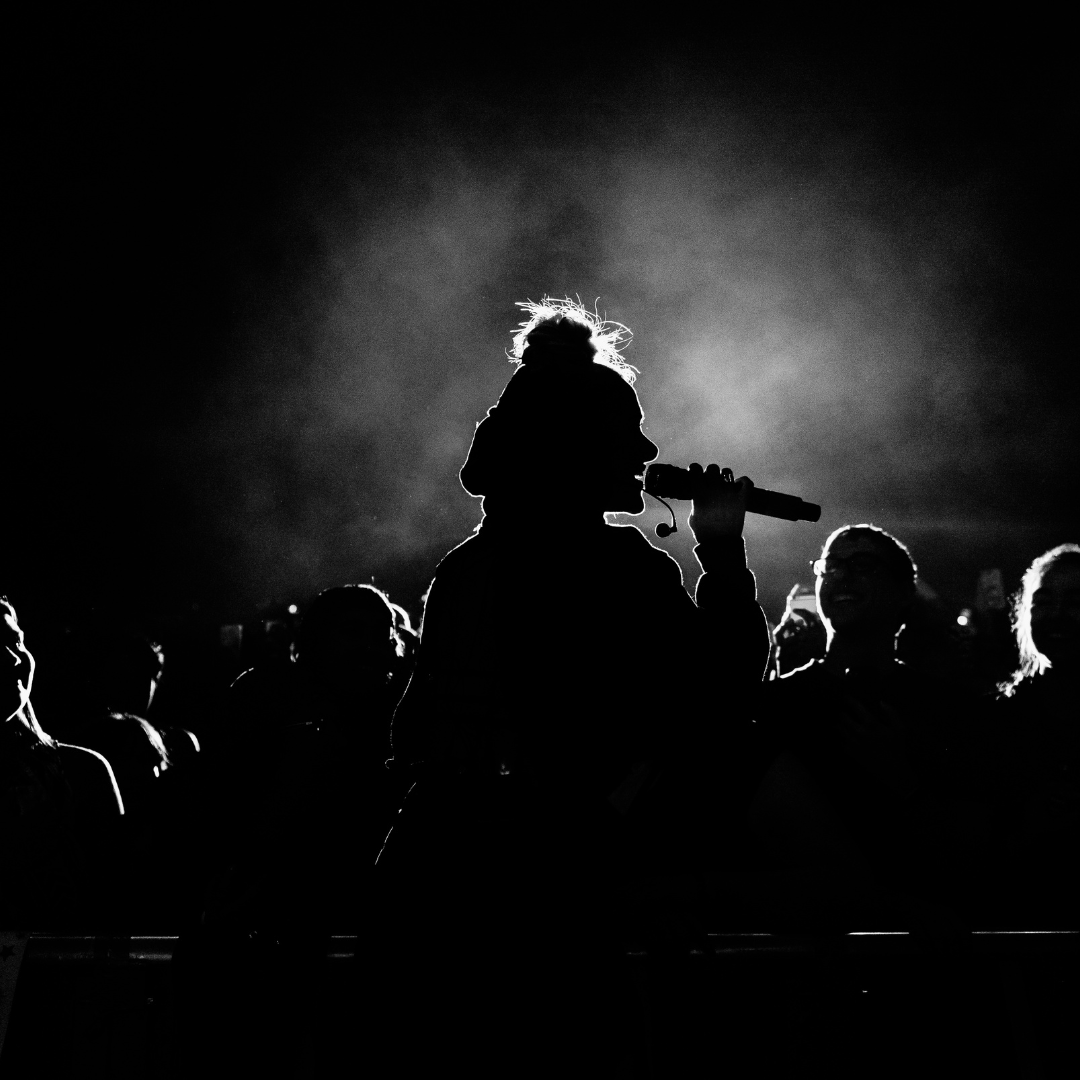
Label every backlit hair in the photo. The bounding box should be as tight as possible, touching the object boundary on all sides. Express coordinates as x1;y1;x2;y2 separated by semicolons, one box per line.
508;296;637;384
1;595;57;748
299;583;405;660
822;524;917;593
1000;543;1080;695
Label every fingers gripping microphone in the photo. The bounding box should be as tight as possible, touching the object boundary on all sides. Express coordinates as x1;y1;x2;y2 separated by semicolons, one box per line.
644;463;822;539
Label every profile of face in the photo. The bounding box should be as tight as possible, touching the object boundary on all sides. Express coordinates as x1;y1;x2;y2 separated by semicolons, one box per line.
815;531;912;638
1029;558;1080;673
584;379;659;516
3;601;35;723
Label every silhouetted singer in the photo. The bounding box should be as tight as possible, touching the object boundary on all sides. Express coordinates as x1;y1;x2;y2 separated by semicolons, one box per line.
374;297;771;1074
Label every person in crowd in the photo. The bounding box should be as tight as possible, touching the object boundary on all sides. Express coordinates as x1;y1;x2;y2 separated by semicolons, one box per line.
998;544;1079;699
50;627;199;815
217;582;408;888
375;297;771;1074
1;596;124;927
893;579;973;686
969;543;1079;924
43;621;203;925
174;583;408;1076
751;525;991;932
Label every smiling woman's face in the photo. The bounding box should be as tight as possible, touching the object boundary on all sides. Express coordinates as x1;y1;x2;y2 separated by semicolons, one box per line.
3;603;35;722
815;532;911;637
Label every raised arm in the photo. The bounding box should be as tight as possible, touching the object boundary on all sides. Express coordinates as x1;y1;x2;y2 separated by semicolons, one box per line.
686;464;771;684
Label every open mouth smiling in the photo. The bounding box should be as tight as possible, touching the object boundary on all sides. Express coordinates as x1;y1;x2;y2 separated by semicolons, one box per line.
825;591;865;609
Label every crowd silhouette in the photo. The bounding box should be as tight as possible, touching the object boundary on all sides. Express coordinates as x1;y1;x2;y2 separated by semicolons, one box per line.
3;299;1076;1075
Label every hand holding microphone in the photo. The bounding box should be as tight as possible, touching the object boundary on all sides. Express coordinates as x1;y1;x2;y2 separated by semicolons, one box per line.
684;464;752;543
646;463;821;540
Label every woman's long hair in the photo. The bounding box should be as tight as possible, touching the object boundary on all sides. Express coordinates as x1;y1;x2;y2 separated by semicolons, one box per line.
998;543;1080;696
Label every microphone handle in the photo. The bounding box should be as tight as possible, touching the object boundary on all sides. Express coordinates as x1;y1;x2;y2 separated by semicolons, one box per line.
643;464;821;522
747;486;821;523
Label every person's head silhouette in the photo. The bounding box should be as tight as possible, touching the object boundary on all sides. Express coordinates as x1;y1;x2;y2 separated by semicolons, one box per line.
1005;543;1080;690
296;584;403;720
813;524;917;671
459;297;659;523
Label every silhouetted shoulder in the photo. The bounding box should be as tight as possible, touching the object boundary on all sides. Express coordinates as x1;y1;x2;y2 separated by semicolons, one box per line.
417;536;495;625
226;661;303;734
161;725;201;764
229;662;298;700
55;741;125;817
773;658;827;686
425;522;690;627
761;660;829;706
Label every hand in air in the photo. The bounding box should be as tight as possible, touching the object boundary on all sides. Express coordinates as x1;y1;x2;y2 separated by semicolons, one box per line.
687;463;752;543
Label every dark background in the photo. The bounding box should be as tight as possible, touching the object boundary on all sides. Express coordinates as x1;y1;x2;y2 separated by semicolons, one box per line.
9;23;1074;636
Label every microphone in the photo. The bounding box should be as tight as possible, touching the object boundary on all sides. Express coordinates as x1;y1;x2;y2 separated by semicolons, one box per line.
644;464;822;524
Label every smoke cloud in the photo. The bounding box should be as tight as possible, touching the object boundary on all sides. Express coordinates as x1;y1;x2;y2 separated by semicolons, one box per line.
168;49;1072;620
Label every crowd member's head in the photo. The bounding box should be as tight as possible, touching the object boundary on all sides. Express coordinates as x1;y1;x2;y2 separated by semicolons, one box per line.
59;618;164;717
295;584;402;710
813;524;917;658
3;596;57;746
459;297;658;520
1002;543;1080;693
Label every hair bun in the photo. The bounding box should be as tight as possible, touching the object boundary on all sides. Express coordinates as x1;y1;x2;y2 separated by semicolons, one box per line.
509;297;637;382
520;316;597;363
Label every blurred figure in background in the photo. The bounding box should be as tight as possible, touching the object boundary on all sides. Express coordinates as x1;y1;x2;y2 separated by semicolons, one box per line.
288;584;411;876
208;581;406;925
243;603;299;674
947;568;1019;695
51;626;199;809
2;596;124;927
894;578;969;685
770;582;826;679
175;582;407;1076
45;620;202;926
970;567;1018;686
967;543;1080;924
